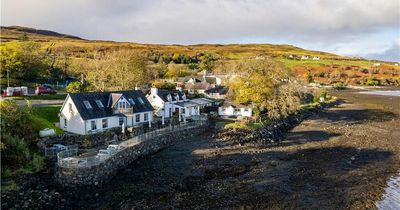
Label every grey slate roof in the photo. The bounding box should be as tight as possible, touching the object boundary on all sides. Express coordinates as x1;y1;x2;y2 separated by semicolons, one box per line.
156;89;185;102
68;90;153;120
205;86;228;95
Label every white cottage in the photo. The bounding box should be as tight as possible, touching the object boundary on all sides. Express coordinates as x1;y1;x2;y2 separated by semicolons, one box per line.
218;102;252;118
59;91;153;135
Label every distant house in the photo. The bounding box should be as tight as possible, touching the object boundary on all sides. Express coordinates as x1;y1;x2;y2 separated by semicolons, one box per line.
181;82;210;94
301;55;310;60
59;91;153;135
204;86;229;99
218;102;252;118
186;77;203;84
313;56;320;60
373;63;381;67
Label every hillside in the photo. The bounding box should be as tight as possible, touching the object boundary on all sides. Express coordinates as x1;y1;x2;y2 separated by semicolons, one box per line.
1;26;399;86
0;26;83;41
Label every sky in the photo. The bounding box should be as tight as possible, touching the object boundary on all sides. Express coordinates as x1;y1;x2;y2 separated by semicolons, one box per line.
1;0;399;61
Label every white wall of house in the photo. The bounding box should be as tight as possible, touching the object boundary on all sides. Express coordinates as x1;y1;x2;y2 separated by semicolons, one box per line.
59;96;86;135
147;88;184;119
218;106;252;117
60;95;154;135
84;116;119;134
180;106;200;118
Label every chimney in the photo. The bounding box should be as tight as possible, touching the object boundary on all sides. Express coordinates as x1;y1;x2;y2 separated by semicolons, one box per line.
150;87;158;95
203;70;207;82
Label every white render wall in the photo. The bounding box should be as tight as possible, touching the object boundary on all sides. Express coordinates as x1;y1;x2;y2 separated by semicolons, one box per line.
59;96;86;135
84;116;120;134
84;111;153;134
60;95;154;135
218;106;252;117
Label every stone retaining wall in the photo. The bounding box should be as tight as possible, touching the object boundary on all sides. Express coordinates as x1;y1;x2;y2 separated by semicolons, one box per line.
54;125;208;188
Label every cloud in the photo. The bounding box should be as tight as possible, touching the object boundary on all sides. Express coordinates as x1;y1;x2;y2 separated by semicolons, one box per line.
365;39;400;62
1;0;399;59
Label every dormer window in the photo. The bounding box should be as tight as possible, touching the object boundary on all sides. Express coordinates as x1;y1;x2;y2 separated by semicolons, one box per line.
83;101;92;109
95;100;104;108
138;97;144;104
167;94;172;101
182;94;187;100
118;101;127;109
128;98;135;105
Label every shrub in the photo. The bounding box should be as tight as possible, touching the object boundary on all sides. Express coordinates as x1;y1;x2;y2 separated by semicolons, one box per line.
333;82;345;89
306;73;313;83
1;133;30;169
25;154;45;173
66;81;88;93
365;77;380;86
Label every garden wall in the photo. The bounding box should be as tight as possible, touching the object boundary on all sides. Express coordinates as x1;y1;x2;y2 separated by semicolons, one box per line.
54;125;208;188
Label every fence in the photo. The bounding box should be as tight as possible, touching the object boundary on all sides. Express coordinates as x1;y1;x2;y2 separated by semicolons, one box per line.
57;120;207;168
45;144;78;158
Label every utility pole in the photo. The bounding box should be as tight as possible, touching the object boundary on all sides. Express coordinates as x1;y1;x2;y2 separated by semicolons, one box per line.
6;69;10;87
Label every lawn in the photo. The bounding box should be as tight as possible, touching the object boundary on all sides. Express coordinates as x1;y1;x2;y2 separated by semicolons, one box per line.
32;105;63;134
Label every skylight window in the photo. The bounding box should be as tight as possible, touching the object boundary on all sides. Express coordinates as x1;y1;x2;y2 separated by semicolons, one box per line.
138;97;144;104
83;100;92;109
128;98;135;105
95;100;104;108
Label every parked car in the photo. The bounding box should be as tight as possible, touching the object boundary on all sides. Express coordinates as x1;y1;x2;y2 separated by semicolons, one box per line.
77;159;88;167
35;85;57;95
107;144;124;151
52;144;68;151
98;149;113;156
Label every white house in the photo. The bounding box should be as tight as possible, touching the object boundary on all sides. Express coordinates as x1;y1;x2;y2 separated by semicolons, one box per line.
146;88;208;124
301;55;310;60
218;102;252;118
59;90;153;135
313;56;320;60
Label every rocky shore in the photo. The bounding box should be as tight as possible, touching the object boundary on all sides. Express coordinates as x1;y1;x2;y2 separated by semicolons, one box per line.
1;89;399;209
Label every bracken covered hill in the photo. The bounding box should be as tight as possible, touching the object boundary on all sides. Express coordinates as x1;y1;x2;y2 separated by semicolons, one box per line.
1;26;399;85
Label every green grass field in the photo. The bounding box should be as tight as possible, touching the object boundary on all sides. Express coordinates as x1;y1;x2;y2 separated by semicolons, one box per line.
277;58;377;69
32;105;63;134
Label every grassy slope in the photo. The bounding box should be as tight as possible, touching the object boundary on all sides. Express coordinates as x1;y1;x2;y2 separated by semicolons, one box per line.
1;26;399;85
32;106;63;134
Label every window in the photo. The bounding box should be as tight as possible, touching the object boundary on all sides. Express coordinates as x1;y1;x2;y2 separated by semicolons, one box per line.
83;101;92;109
95;100;104;108
68;103;73;113
102;119;108;129
128;98;135;105
244;108;249;112
119;117;124;126
138;97;144;104
64;118;67;128
235;108;240;112
135;114;140;123
91;120;96;130
144;113;148;121
182;108;186;114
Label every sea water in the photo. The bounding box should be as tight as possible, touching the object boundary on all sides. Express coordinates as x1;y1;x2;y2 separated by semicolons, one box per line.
376;172;400;209
359;90;400;97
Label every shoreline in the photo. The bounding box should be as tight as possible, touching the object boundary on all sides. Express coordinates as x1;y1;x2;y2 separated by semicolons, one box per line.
1;90;399;209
